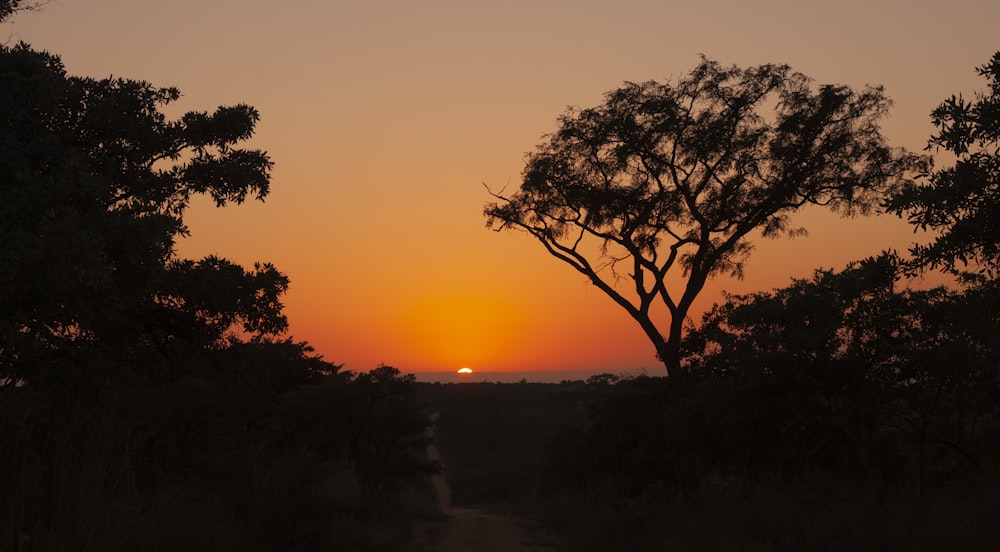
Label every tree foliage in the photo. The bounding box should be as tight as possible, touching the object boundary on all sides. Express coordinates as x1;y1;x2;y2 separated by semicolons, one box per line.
682;255;1000;489
0;0;42;22
486;57;918;373
0;41;282;388
887;51;1000;279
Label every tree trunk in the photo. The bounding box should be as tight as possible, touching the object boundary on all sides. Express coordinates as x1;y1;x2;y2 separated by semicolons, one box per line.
660;339;681;376
630;311;678;376
632;308;686;376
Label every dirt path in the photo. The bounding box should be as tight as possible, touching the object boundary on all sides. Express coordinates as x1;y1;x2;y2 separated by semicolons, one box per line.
411;414;562;552
415;507;560;552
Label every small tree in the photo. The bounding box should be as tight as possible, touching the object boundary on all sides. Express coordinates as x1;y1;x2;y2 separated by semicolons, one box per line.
486;58;917;374
887;51;1000;280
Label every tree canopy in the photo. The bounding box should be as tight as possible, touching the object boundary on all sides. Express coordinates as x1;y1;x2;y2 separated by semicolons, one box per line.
486;57;918;374
0;40;281;388
887;51;1000;280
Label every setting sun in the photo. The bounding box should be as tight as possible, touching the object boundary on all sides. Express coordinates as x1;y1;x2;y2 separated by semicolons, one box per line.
457;367;473;374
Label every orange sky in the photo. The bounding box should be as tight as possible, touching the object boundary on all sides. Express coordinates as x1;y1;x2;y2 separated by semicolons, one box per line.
6;1;998;374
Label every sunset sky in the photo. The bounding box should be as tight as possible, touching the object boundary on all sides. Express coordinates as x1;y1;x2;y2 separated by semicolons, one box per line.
5;1;998;375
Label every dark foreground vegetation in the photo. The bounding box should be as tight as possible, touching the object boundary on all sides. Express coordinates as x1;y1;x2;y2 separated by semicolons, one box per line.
428;326;1000;551
547;273;1000;550
1;357;436;551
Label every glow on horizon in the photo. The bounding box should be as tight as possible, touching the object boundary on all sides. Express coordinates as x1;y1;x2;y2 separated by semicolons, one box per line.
5;1;995;374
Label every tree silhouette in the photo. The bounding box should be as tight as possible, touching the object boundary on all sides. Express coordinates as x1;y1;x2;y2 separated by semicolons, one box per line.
684;254;1000;491
486;57;917;374
887;51;1000;280
0;40;280;388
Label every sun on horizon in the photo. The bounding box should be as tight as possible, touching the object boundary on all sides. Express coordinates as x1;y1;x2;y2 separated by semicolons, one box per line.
457;367;473;374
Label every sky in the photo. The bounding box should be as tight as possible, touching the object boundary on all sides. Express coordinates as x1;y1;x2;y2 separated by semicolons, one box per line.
4;1;998;375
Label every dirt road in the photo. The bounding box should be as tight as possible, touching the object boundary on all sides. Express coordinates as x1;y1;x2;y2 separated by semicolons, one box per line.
411;414;562;552
414;508;560;552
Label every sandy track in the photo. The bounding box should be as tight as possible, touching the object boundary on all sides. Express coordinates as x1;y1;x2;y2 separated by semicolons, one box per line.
416;508;560;552
412;413;561;552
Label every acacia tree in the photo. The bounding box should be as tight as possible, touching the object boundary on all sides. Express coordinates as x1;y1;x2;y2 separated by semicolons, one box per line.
486;58;917;374
887;51;1000;280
